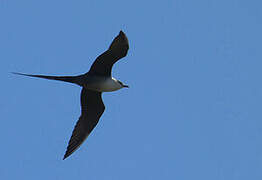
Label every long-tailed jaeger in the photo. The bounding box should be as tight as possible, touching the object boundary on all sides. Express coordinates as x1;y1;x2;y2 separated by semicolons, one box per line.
13;31;129;160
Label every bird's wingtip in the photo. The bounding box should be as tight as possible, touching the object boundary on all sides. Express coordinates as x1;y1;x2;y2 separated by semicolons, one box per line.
63;153;69;160
119;30;126;36
11;72;34;77
11;72;19;75
11;72;28;76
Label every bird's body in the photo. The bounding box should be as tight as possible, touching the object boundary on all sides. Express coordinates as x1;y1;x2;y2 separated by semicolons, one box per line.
83;76;124;92
13;31;129;160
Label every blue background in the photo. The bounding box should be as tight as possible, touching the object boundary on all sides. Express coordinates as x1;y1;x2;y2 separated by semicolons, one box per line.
1;0;262;179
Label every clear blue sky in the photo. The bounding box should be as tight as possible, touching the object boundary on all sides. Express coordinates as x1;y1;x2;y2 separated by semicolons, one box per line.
1;0;262;179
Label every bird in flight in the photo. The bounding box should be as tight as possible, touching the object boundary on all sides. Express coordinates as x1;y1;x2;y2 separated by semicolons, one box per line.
13;31;129;160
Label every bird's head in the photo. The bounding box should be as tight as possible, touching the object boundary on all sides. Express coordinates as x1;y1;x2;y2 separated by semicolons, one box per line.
117;80;129;88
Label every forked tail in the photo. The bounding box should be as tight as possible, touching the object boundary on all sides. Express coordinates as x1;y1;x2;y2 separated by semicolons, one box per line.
12;72;84;86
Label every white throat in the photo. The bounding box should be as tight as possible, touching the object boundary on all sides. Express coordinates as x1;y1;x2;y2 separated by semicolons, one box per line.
101;77;122;92
85;77;122;92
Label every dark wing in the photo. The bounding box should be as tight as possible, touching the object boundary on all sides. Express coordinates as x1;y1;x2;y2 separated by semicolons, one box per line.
63;88;105;160
12;72;84;86
88;30;129;77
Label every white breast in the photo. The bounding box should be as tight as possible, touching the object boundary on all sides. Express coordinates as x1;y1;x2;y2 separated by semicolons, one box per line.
100;78;122;92
85;77;122;92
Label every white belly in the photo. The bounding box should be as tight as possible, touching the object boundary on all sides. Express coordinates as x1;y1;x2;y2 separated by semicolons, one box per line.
85;77;122;92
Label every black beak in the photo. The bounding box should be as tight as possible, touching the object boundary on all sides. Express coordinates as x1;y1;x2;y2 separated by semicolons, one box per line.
123;85;129;88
